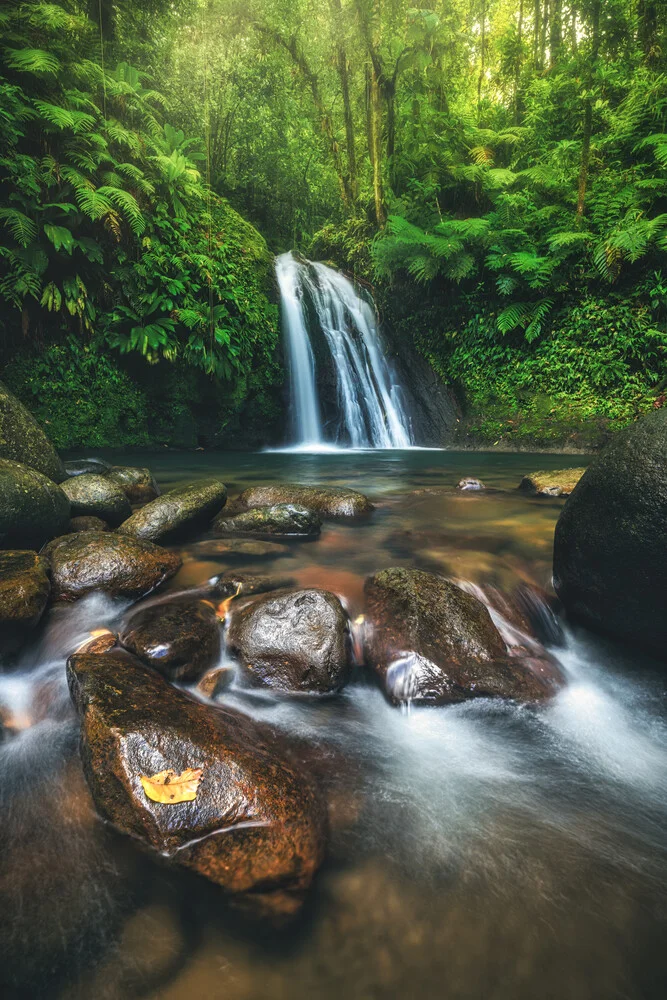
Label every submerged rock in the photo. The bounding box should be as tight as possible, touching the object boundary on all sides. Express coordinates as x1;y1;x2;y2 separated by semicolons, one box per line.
364;567;557;705
237;484;374;520
456;477;485;491
67;650;326;917
0;381;66;482
108;465;159;504
196;665;235;699
519;468;586;497
228;588;351;694
62;473;131;526
0;550;50;629
213;504;321;539
0;458;70;549
209;571;297;599
67;515;110;533
45;531;181;601
553;410;667;658
64;458;111;477
184;538;291;560
119;598;221;681
117;478;227;541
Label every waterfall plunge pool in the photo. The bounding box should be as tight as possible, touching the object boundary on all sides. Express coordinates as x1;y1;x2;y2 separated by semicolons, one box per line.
2;448;666;1000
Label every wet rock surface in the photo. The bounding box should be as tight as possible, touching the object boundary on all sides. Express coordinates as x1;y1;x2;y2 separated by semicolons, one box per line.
67;650;327;917
0;550;50;628
553;410;667;657
457;477;485;491
0;458;70;549
0;381;66;482
209;571;297;599
213;503;321;539
118;478;227;542
45;531;181;601
108;465;160;504
237;484;374;520
184;538;292;560
196;665;236;699
67;515;110;532
62;473;132;526
364;567;556;705
64;458;111;477
119;598;222;681
228;588;352;694
519;468;586;497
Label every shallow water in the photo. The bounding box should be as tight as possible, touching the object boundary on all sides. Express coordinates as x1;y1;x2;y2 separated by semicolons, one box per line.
1;450;666;1000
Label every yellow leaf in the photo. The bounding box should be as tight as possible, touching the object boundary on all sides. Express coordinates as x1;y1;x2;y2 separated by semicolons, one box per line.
140;767;203;804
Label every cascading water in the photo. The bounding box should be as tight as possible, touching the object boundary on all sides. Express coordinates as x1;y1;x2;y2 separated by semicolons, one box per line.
276;251;414;449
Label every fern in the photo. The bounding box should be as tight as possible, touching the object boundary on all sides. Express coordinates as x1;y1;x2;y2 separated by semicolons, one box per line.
0;207;37;246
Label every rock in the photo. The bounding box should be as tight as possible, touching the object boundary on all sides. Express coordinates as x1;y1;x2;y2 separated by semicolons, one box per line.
184;538;292;560
62;473;132;527
213;504;321;540
209;571;297;599
196;665;235;699
236;484;373;520
456;477;485;491
117;478;227;542
45;531;181;602
228;588;352;694
0;458;70;549
0;550;50;628
64;458;112;477
364;567;556;705
553;410;667;657
118;598;221;681
0;381;66;482
519;468;586;497
67;515;110;533
67;650;326;917
108;465;160;504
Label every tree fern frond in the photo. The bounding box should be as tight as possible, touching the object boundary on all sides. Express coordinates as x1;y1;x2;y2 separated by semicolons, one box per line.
5;48;60;75
0;207;37;246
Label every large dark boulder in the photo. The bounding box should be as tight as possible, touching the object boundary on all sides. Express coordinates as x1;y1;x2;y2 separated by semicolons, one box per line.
0;458;70;548
117;478;227;542
62;473;131;526
236;484;373;520
213;504;321;540
228;588;352;694
45;531;181;601
67;650;326;917
0;381;66;482
553;410;667;657
118;598;221;681
108;465;159;504
0;550;50;629
364;567;558;705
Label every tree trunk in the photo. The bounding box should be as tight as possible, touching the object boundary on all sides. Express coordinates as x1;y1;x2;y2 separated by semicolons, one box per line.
478;0;486;114
533;0;542;69
549;0;562;67
515;0;524;123
369;66;386;228
576;0;600;217
540;0;550;69
336;44;359;203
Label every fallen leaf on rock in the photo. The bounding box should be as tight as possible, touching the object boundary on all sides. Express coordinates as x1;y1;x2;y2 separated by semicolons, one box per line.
140;767;203;803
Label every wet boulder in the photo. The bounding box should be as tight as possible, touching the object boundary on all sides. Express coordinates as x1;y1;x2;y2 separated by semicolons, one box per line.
67;650;326;917
45;531;181;602
456;477;485;491
228;588;352;694
108;465;159;505
0;381;66;482
0;550;50;629
519;468;586;497
553;410;667;658
209;571;297;599
62;473;131;527
364;567;556;705
119;598;221;681
117;478;227;542
64;458;111;477
0;458;70;549
196;665;235;699
67;515;110;533
184;538;291;561
236;484;373;520
213;504;321;540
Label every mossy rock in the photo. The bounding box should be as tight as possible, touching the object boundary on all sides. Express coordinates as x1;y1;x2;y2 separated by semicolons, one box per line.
0;381;65;483
519;468;586;497
0;458;70;549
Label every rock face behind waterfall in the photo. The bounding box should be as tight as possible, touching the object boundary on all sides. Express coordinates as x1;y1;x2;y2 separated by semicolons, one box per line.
553;409;667;658
67;650;326;917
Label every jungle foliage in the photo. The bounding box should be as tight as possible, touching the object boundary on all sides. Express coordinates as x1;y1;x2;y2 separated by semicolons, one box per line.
1;0;666;447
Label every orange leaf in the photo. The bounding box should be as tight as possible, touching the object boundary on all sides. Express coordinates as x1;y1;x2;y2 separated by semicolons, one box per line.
140;767;203;804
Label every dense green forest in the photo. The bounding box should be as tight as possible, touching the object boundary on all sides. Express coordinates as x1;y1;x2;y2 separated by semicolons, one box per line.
1;0;666;448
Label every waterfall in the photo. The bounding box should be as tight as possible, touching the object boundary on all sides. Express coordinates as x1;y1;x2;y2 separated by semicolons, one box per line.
276;252;414;449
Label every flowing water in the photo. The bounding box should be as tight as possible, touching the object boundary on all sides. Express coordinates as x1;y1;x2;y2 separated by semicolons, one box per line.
276;253;413;449
1;450;666;999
